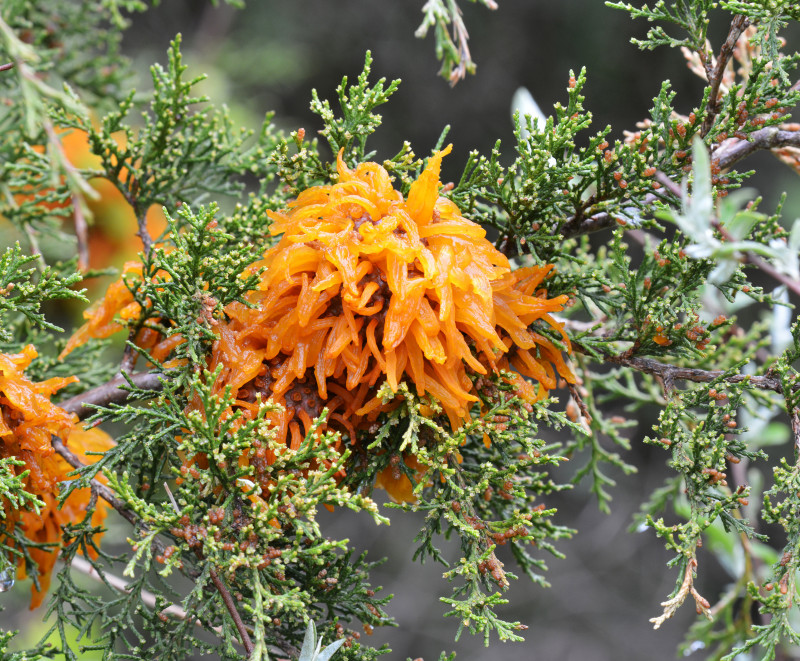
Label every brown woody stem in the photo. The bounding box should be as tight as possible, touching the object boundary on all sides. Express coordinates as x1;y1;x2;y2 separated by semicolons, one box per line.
135;207;153;257
713;127;800;170
50;434;182;569
71;193;90;271
599;351;792;395
50;434;257;654
209;567;254;656
701;15;750;137
59;371;164;419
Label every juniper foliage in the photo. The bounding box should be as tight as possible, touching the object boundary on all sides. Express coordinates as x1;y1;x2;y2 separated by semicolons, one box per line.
1;1;800;660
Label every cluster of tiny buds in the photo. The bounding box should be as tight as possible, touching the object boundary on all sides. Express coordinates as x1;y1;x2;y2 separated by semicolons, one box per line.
653;248;671;268
334;622;363;649
486;525;529;547
648;310;716;351
734;484;748;507
707;388;729;403
154;545;180;567
701;467;727;486
487;413;510;432
179;463;202;480
170;515;207;550
473;375;499;400
721;412;738;429
483;480;515;502
316;567;339;591
764;552;793;595
477;551;507;586
600;283;628;294
685;324;711;351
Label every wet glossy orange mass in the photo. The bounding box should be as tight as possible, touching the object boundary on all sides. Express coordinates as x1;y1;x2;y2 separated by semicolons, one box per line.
63;146;574;501
0;346;112;608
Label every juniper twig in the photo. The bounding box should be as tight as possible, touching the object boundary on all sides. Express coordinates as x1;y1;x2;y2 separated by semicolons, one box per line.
713;126;800;170
701;14;750;137
600;352;790;395
59;371;164;419
49;434;263;656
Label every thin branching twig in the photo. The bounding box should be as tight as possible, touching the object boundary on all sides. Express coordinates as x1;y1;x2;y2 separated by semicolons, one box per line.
701;14;751;136
59;371;164;419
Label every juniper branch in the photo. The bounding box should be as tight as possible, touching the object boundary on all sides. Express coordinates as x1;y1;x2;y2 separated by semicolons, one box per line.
560;120;800;241
41;120;92;271
701;14;750;137
559;185;678;240
655;170;682;197
208;567;254;657
791;408;800;455
713;126;800;170
70;555;206;628
56;372;271;659
71;193;89;272
49;434;262;656
560;212;617;240
70;556;287;656
135;208;154;258
599;352;793;395
59;371;164;419
50;435;162;542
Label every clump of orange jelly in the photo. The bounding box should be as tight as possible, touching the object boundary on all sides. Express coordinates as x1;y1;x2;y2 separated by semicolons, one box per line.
211;146;574;498
59;260;179;365
0;345;112;608
61;146;574;501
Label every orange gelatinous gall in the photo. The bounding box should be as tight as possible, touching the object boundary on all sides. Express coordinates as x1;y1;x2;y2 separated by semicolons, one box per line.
0;346;113;608
63;146;575;502
215;146;575;500
223;146;573;429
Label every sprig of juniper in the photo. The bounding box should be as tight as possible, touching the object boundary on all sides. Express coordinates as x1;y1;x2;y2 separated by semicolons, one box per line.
63;35;252;255
0;458;43;521
339;377;575;645
42;367;390;659
310;52;400;168
120;203;261;371
0;243;85;344
0;616;47;661
415;0;499;84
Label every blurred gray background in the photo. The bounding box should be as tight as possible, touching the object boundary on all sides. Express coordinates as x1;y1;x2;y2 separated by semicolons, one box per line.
5;1;800;659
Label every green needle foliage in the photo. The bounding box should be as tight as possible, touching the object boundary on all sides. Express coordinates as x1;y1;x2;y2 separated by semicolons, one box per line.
1;1;800;660
0;244;84;343
415;0;499;84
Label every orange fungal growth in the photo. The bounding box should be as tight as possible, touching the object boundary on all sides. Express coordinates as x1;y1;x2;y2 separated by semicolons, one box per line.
59;261;143;359
222;145;574;434
0;345;78;490
62;146;574;501
0;346;113;608
59;260;179;365
375;455;426;504
14;424;114;608
653;328;672;346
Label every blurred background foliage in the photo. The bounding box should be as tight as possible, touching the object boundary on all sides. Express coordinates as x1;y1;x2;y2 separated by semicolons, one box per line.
3;1;799;659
